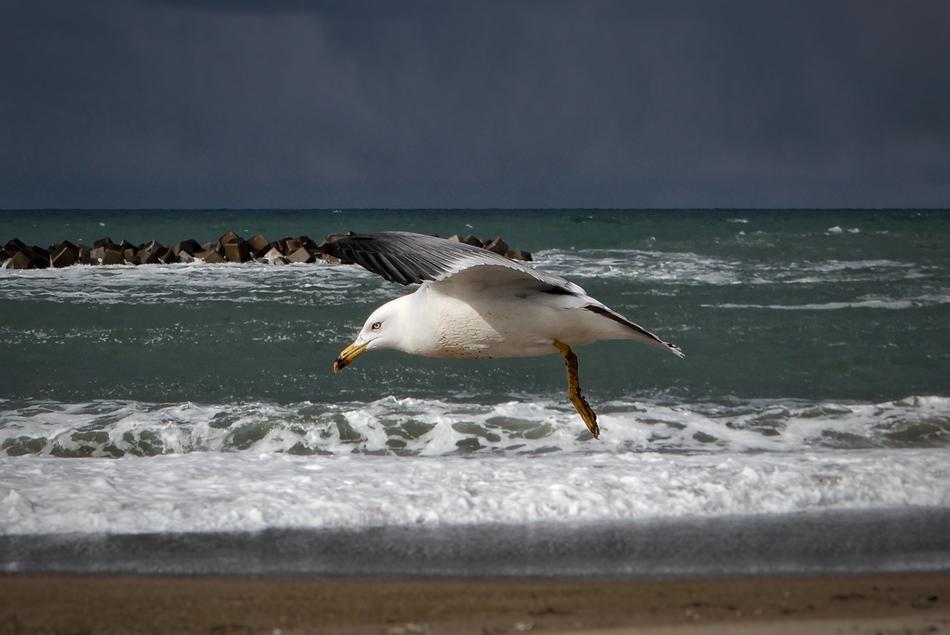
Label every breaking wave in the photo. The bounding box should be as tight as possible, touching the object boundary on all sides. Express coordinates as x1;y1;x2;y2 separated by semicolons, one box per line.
0;261;398;306
705;294;950;311
0;250;934;308
2;395;949;459
534;250;928;287
3;444;949;535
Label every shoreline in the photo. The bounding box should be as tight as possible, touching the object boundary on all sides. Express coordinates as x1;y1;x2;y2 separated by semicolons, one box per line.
5;508;950;579
2;572;948;634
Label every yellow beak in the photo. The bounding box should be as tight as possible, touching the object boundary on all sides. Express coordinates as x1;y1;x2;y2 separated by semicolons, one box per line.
332;341;368;373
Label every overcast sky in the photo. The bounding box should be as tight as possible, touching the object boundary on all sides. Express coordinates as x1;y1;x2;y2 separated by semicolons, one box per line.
2;1;949;209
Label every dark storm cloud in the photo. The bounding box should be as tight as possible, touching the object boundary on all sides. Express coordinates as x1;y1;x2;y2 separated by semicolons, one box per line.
2;0;949;208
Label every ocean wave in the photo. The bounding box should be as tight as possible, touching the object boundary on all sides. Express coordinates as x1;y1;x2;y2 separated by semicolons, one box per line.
826;226;861;235
535;249;746;285
704;294;950;311
0;251;930;307
533;250;926;286
2;448;948;535
2;395;948;459
0;261;398;306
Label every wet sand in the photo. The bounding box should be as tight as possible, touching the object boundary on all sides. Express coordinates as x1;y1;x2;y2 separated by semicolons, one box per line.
1;573;948;634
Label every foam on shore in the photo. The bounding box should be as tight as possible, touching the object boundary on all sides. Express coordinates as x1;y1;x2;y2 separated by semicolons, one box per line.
2;446;948;535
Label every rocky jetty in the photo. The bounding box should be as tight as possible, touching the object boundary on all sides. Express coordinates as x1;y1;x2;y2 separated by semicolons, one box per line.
1;232;532;269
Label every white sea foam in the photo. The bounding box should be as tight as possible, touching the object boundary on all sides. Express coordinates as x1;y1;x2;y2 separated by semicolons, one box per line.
1;448;948;535
533;250;925;287
826;226;861;235
808;259;912;272
705;293;950;311
2;395;948;459
535;249;748;285
0;250;930;304
0;261;397;306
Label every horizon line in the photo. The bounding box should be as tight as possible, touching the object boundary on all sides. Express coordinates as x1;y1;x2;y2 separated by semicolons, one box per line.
2;207;949;213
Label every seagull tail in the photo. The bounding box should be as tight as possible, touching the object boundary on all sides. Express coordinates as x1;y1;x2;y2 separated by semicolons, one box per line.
584;305;686;359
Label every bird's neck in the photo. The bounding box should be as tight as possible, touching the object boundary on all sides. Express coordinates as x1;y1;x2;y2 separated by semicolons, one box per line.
382;290;430;355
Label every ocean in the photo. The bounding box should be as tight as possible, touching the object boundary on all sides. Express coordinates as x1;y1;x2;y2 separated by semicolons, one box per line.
2;209;949;577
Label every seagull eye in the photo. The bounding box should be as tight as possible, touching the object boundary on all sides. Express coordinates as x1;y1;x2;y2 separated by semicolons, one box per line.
371;321;382;331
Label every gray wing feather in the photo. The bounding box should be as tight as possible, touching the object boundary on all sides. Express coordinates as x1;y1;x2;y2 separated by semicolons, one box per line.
324;231;583;293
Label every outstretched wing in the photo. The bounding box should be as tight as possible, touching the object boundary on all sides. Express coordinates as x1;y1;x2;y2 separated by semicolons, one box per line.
323;231;584;293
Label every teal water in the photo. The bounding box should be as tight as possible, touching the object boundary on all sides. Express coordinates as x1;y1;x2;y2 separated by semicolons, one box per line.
2;209;949;406
2;210;950;538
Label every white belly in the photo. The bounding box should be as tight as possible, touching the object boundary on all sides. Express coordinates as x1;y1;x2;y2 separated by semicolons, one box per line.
415;289;600;359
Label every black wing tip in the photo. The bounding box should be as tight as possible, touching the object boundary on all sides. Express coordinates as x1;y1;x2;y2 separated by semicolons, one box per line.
584;304;685;358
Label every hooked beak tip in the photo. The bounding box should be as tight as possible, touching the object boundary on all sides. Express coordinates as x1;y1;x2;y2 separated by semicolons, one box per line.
332;341;366;374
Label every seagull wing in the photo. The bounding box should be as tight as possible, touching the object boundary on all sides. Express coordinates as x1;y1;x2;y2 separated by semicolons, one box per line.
323;231;585;293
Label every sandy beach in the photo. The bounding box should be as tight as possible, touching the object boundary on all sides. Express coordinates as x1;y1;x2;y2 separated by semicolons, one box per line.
2;573;948;634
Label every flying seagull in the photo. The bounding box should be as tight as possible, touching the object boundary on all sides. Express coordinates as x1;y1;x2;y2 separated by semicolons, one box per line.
327;232;684;438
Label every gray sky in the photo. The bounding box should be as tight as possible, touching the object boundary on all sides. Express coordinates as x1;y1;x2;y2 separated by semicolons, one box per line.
2;0;949;208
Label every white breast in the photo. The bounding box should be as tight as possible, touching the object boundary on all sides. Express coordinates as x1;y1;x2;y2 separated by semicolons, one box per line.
408;283;571;359
396;265;633;359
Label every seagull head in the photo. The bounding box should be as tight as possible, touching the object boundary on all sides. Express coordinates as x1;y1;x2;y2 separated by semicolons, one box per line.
332;296;410;373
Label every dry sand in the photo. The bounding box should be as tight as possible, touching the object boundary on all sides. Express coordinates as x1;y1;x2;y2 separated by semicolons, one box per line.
1;573;948;634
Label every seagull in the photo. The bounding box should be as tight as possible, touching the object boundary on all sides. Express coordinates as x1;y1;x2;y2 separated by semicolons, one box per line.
327;232;684;438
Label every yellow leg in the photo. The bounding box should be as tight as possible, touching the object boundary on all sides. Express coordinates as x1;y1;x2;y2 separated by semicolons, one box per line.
553;340;600;439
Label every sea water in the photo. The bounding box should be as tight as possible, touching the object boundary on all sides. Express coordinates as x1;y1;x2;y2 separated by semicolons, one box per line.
1;209;949;574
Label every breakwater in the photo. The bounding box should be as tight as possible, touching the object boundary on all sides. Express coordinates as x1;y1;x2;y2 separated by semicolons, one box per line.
0;231;532;269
